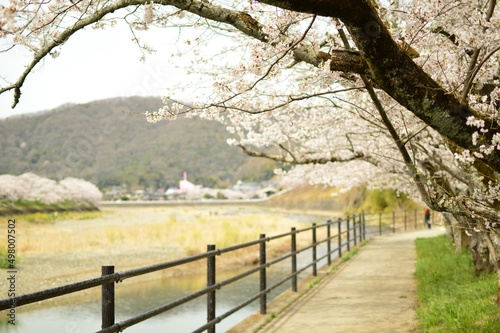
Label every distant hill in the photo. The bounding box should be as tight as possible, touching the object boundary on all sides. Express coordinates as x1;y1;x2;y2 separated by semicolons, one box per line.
0;96;277;189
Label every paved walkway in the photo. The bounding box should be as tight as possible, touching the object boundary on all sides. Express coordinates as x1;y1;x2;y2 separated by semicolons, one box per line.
228;227;445;333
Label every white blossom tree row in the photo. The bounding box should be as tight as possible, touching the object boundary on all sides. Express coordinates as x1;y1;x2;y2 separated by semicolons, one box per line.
0;173;102;205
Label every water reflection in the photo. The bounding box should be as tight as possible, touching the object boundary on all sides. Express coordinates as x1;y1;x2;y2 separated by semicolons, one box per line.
2;240;335;332
4;271;258;333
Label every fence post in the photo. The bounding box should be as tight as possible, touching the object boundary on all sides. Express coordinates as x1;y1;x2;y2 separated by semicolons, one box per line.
364;212;367;240
101;266;115;330
378;212;382;236
346;216;351;251
259;234;267;315
337;218;342;258
327;220;332;266
207;244;216;333
353;215;357;246
414;210;417;230
404;210;407;231
361;213;365;240
291;227;297;292
358;213;363;243
312;223;317;276
359;213;364;242
392;211;396;233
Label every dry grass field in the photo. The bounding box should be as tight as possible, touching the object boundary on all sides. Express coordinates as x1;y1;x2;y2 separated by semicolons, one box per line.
0;205;324;295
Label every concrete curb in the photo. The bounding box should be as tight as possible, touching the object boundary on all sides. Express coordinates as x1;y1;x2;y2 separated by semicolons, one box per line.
227;228;445;333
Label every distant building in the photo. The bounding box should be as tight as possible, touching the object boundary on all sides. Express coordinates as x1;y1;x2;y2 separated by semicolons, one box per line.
104;185;128;200
233;180;259;192
179;171;202;193
260;187;278;197
133;190;150;200
163;171;203;200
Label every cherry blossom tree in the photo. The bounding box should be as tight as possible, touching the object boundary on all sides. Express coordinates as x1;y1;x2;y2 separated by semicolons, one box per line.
59;177;102;205
0;173;102;205
1;0;499;297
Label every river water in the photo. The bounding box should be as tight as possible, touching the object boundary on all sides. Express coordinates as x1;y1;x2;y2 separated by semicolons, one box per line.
3;245;332;333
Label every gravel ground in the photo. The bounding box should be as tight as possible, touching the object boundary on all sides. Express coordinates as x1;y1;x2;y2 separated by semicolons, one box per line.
3;205;321;298
5;207;186;296
16;248;178;296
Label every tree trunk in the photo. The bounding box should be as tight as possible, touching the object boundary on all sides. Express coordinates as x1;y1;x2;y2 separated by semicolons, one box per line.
442;213;469;252
469;231;495;276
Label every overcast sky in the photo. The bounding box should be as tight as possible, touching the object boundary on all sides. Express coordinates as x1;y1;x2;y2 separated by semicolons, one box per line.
0;23;210;119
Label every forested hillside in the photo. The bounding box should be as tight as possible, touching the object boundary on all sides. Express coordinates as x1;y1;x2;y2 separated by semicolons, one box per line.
0;97;276;189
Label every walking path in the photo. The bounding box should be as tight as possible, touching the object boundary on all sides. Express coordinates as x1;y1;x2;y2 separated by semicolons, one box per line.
228;227;445;333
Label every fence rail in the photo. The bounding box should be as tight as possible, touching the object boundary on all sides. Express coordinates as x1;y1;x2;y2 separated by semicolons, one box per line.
0;209;428;332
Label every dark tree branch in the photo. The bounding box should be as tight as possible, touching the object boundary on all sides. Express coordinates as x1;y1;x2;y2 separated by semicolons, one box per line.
1;0;268;108
237;144;366;165
4;0;500;172
258;0;500;172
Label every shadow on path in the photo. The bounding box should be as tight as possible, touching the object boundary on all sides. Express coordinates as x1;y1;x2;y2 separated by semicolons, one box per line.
229;228;445;333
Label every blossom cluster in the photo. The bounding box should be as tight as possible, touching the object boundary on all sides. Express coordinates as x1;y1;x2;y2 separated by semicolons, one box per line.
0;173;102;205
1;0;499;224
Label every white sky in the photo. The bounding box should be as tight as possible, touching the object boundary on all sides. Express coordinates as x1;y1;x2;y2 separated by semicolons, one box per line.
0;23;213;119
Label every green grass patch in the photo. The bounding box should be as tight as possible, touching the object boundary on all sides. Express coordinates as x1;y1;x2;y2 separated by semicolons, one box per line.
0;200;98;217
0;250;10;269
257;312;277;331
341;240;368;263
340;247;359;263
330;240;368;270
0;200;101;223
415;235;499;332
308;278;321;289
0;248;20;269
13;210;101;224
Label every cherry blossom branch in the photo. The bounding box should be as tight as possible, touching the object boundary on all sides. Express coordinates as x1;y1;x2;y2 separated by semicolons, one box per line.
248;15;316;92
461;0;497;102
259;0;500;173
293;47;367;75
460;197;500;228
157;88;362;116
199;15;318;109
332;96;386;131
333;22;433;204
237;144;366;165
362;75;432;205
400;125;428;146
414;141;471;186
464;44;500;101
1;0;135;107
431;27;459;47
4;0;500;173
1;0;268;108
278;143;299;163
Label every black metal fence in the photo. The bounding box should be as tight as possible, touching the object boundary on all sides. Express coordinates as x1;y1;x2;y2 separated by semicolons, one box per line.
363;209;433;236
0;210;426;333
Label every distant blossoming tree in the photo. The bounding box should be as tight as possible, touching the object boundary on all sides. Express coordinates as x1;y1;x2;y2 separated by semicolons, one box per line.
1;0;499;298
59;177;103;205
0;173;102;205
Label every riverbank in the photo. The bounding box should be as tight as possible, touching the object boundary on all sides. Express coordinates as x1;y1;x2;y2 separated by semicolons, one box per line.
1;205;327;298
0;200;98;217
